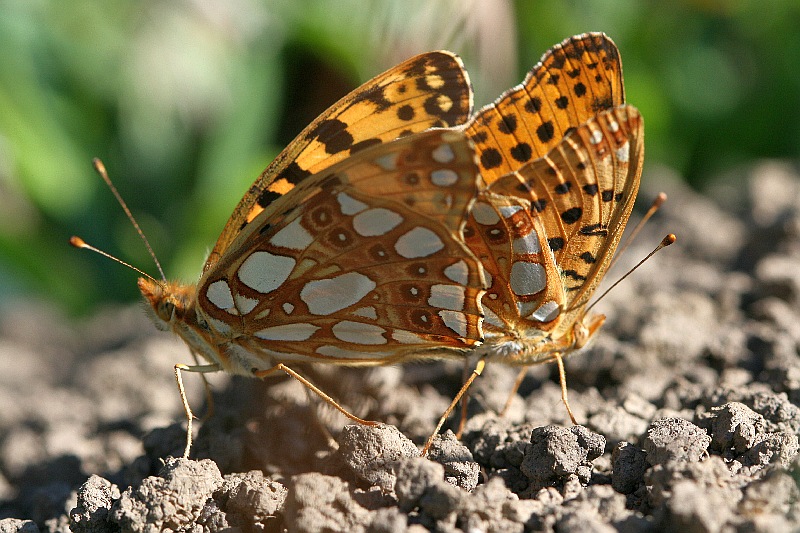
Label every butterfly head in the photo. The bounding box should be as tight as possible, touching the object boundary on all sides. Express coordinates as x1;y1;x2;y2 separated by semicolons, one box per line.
138;277;197;331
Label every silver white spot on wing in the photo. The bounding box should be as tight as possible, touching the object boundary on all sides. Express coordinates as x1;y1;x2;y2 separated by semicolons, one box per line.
336;192;368;215
482;306;504;328
269;217;313;250
394;227;444;258
235;294;258;315
615;141;630;163
300;272;376;315
351;306;378;320
590;129;603;145
510;261;546;296
253;308;271;320
512;231;541;254
530;300;561;322
516;300;538;318
206;280;234;310
206;316;232;336
282;302;294;315
331;321;387;345
432;143;455;163
608;119;620;132
353;208;403;237
471;202;500;225
439;310;467;337
428;284;465;311
374;153;397;171
443;260;469;285
430;169;458;187
499;205;523;219
255;323;320;341
238;251;295;294
316;345;390;359
392;330;426;344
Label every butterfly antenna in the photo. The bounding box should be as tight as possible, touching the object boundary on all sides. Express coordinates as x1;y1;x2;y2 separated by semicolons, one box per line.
69;236;159;284
584;233;676;316
91;158;167;281
608;192;667;273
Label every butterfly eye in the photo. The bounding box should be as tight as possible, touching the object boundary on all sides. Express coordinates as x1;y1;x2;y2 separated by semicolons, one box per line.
159;300;176;322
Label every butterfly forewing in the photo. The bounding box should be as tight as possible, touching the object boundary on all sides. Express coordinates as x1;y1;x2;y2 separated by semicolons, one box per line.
468;105;643;352
465;33;624;185
196;130;486;371
208;52;473;270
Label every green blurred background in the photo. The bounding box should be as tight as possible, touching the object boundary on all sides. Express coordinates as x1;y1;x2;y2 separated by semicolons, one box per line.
1;0;798;314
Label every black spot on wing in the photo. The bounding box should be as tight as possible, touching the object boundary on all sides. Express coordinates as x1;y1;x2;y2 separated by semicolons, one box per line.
397;104;415;121
480;148;503;170
361;85;392;111
256;189;282;208
510;143;532;163
560;207;582;224
536;122;555;143
350;138;382;154
562;269;587;281
309;119;354;155
471;131;488;143
583;184;598;196
497;114;518;134
525;97;542;113
548;237;564;251
278;162;312;185
531;199;547;213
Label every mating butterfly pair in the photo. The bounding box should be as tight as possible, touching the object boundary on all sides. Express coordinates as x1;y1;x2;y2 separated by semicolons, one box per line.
92;33;643;457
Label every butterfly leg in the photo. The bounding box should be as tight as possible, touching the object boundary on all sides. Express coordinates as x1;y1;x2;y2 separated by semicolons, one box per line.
421;358;486;457
455;361;474;438
252;364;379;426
500;366;529;417
174;362;222;459
191;351;215;422
554;353;578;425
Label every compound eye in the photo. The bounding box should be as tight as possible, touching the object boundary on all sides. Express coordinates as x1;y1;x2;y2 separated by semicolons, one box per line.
159;300;176;321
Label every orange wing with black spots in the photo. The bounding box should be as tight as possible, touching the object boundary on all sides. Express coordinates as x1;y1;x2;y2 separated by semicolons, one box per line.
206;51;473;271
466;105;643;348
464;33;625;185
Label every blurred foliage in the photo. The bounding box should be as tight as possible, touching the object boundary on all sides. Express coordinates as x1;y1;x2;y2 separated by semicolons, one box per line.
1;0;798;313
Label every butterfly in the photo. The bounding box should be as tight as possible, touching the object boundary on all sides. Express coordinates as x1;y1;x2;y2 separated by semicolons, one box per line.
419;34;639;453
460;32;635;368
468;105;642;370
78;33;642;458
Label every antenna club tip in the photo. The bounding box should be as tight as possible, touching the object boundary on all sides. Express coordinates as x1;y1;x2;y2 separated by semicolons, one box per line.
650;192;667;209
69;236;86;248
92;158;107;175
662;233;677;246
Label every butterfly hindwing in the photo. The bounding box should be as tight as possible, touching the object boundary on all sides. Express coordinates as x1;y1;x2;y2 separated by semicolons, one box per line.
197;130;486;368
